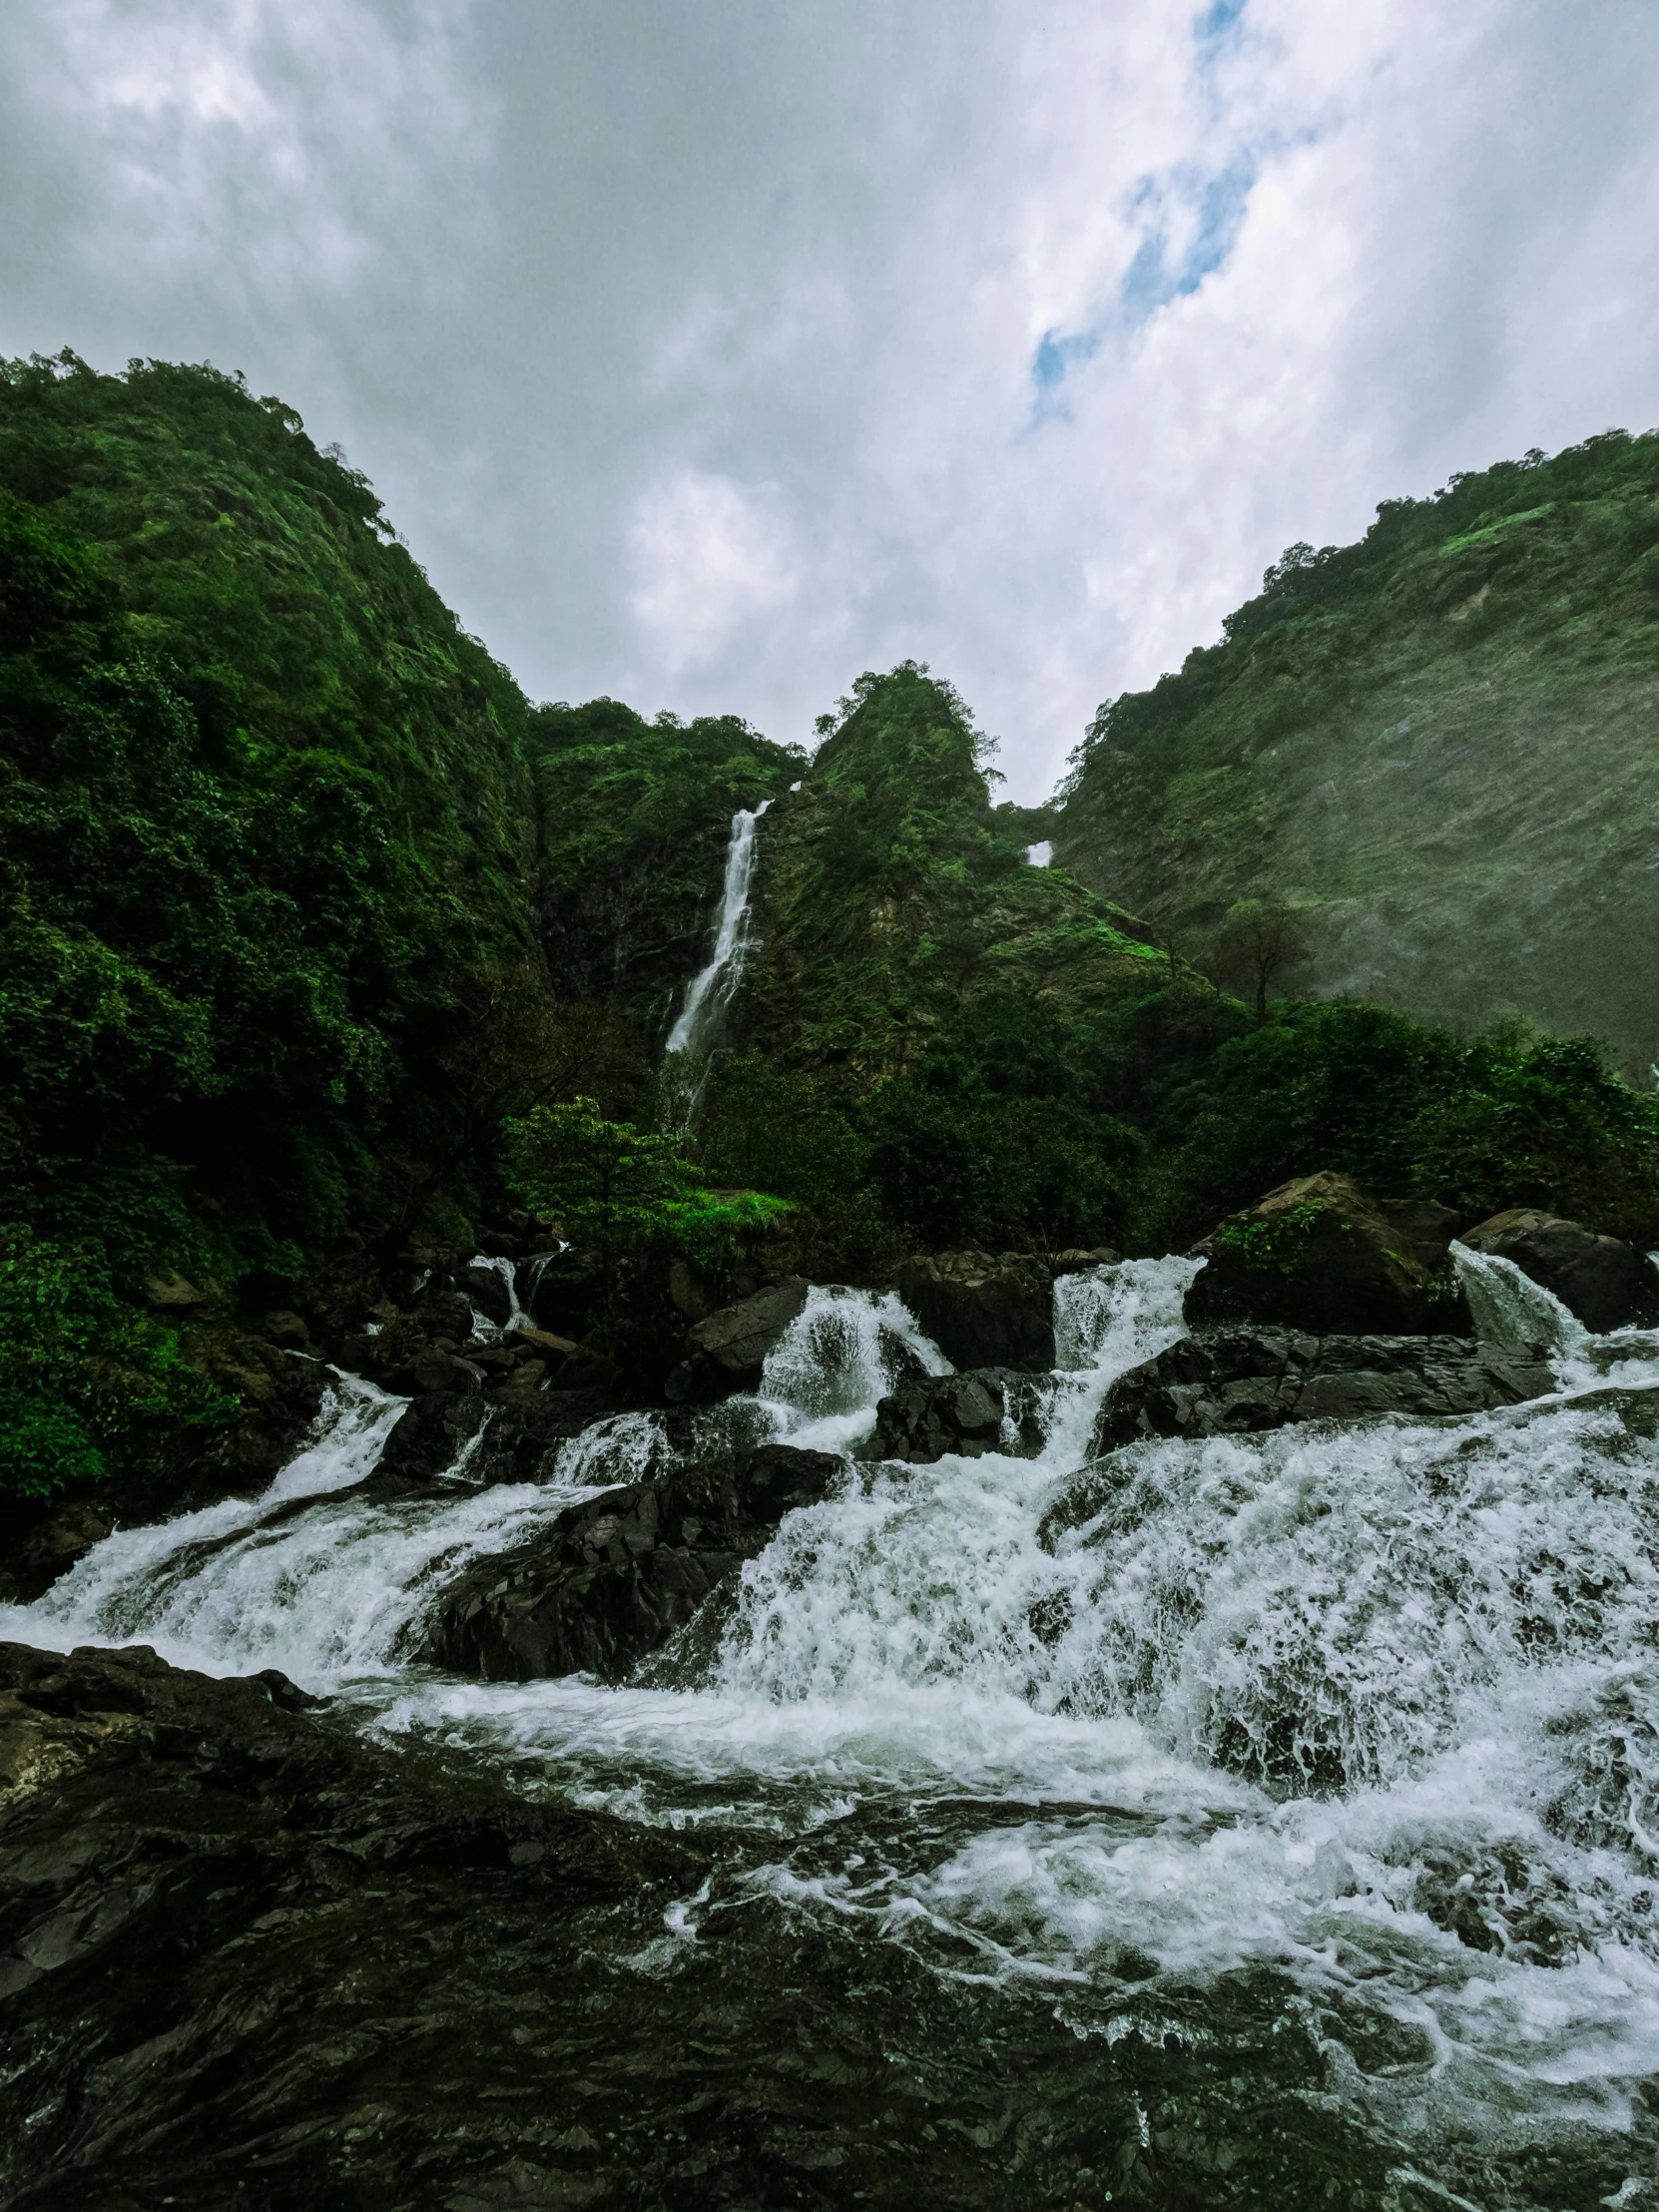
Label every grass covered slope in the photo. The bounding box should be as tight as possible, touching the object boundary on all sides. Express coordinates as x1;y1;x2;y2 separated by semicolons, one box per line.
530;697;803;1042
1055;430;1659;1071
0;353;550;1495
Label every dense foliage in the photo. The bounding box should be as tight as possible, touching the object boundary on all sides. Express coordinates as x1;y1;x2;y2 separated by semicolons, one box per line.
4;360;1657;1518
531;698;802;1041
0;352;548;1498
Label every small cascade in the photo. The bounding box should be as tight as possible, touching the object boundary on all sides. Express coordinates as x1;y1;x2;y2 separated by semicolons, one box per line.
757;1285;951;1453
1453;1240;1585;1361
666;801;772;1058
9;1247;1659;2184
461;1252;538;1341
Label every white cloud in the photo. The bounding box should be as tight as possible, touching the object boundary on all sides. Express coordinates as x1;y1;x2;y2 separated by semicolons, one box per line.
2;0;1657;794
629;470;799;672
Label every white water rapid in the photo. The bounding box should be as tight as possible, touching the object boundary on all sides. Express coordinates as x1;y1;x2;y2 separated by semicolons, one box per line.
665;801;772;1057
10;1254;1659;2189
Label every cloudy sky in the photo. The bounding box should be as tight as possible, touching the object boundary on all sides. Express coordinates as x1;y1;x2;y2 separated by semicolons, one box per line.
5;1;1658;799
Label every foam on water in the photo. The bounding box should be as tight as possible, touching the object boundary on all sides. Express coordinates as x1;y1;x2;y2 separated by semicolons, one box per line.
11;1252;1659;2173
754;1282;952;1453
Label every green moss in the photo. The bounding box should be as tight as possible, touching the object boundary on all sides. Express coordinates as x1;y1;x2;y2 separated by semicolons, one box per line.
1212;1200;1327;1272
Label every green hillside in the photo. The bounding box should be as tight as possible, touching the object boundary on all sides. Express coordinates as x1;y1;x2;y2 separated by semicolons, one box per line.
4;357;1659;1519
1055;430;1659;1073
0;352;551;1495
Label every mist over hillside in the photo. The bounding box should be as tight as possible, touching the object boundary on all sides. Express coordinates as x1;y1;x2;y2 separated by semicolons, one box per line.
1055;429;1659;1076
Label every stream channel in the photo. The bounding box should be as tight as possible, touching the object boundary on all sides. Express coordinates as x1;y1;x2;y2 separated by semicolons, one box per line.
6;1254;1659;2208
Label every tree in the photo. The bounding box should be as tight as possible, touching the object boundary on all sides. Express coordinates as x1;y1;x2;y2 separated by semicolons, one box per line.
389;964;644;1233
504;1097;788;1294
1214;899;1312;1023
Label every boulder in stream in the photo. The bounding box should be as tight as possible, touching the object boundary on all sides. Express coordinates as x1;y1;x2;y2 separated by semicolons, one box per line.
1184;1172;1467;1336
873;1369;1047;1463
1459;1208;1659;1334
1090;1328;1554;1455
894;1250;1055;1372
664;1276;811;1401
416;1441;842;1681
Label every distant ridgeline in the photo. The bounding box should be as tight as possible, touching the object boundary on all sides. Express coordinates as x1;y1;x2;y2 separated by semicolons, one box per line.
1054;430;1659;1075
3;351;1659;1508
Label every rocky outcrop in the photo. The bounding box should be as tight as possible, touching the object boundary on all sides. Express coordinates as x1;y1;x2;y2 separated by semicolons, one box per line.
664;1277;811;1401
0;1639;709;2210
0;1503;115;1604
1459;1208;1659;1334
1090;1328;1554;1455
895;1251;1055;1372
873;1370;1047;1463
417;1442;842;1682
1184;1173;1466;1336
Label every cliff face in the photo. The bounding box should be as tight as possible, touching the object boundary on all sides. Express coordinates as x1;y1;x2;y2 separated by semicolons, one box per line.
1055;430;1659;1073
0;352;550;1275
742;663;1195;1076
529;697;802;1043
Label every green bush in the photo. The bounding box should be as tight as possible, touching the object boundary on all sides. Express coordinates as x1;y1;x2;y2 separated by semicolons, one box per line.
0;1225;238;1502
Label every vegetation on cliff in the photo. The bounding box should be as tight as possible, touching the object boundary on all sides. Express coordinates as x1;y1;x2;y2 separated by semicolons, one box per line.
1055;428;1659;1067
531;697;802;1040
4;358;1658;1517
0;352;549;1496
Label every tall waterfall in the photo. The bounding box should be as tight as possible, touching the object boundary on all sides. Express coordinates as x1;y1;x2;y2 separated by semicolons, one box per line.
666;801;772;1057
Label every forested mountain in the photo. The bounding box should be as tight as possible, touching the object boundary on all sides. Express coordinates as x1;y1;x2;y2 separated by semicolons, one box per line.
3;354;1657;1517
1055;430;1659;1073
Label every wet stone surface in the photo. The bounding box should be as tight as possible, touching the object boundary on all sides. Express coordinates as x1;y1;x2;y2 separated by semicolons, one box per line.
417;1443;845;1682
6;1642;1635;2212
1091;1326;1556;1452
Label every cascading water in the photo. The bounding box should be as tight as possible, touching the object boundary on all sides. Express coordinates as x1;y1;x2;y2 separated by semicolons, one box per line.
665;801;772;1058
10;1258;1659;2198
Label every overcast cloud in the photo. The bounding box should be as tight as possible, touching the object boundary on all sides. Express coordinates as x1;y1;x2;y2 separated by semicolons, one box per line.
4;0;1658;798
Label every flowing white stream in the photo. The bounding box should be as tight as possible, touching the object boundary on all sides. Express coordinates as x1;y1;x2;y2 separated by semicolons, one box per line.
9;1255;1659;2179
665;801;772;1057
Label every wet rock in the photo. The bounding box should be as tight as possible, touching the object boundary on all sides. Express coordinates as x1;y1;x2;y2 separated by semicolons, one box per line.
263;1307;312;1347
1051;1246;1123;1278
0;1503;115;1604
168;1346;330;1515
375;1389;495;1484
460;1260;515;1328
1090;1327;1554;1454
0;1642;1430;2212
1460;1207;1659;1333
663;1276;812;1402
873;1369;1048;1463
381;1344;485;1397
0;1640;701;2208
1184;1172;1467;1336
417;1442;843;1681
894;1251;1055;1372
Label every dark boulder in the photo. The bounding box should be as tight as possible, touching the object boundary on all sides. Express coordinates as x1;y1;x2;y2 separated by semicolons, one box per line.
1459;1208;1659;1334
459;1259;515;1328
664;1276;812;1402
416;1442;842;1682
1185;1172;1466;1336
1051;1246;1122;1278
873;1369;1048;1464
895;1251;1055;1372
1090;1328;1554;1455
370;1384;613;1497
0;1502;115;1603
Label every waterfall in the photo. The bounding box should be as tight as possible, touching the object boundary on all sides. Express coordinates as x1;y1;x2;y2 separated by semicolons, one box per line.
666;801;772;1057
8;1256;1659;2180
